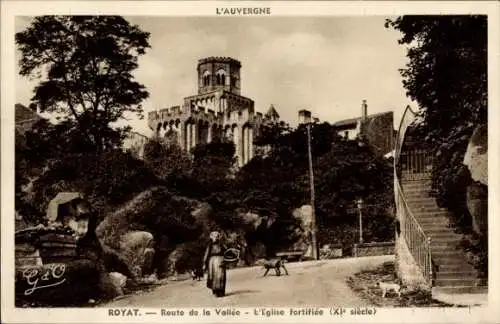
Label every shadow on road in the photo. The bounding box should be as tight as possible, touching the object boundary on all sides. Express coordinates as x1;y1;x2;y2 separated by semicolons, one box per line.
224;289;259;297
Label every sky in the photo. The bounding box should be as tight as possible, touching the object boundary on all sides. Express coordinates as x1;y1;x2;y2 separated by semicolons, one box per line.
15;16;416;136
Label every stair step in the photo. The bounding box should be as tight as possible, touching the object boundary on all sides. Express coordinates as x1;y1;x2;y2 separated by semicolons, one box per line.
402;187;432;192
411;209;448;214
419;224;455;230
405;201;439;207
403;189;433;194
432;252;469;259
432;286;488;295
435;271;478;279
411;212;450;217
416;221;452;227
422;230;459;237
424;231;461;236
430;245;463;252
438;265;477;273
413;214;450;224
402;191;433;195
434;278;483;287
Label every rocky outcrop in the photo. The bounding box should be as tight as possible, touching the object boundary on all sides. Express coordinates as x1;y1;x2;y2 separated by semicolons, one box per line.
463;124;488;235
463;124;487;185
99;272;128;298
95;186;204;277
118;231;155;278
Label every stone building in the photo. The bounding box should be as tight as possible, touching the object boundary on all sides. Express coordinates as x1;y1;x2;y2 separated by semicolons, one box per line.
15;103;41;135
332;100;395;156
148;57;280;167
122;131;149;159
298;101;394;156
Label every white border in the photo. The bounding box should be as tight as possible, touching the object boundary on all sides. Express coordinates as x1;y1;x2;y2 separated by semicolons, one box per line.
2;1;500;323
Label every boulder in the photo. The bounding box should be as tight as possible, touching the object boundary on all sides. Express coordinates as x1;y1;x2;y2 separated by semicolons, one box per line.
99;272;127;298
293;205;313;227
466;183;488;235
95;186;201;277
118;231;155;278
463;124;487;186
463;124;488;235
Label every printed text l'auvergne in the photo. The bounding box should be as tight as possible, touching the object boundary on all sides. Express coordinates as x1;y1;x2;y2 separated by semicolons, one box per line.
216;7;271;16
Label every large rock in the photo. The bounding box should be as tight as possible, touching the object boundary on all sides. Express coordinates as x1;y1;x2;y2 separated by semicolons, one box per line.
96;186;201;277
463;124;488;235
99;272;127;298
118;231;155;277
291;205;312;254
463;124;487;185
466;183;488;235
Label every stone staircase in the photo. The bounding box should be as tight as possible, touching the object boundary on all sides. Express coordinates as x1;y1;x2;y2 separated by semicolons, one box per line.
401;178;487;295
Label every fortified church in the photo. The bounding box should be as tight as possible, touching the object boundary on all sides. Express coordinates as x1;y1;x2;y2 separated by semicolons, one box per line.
147;57;280;167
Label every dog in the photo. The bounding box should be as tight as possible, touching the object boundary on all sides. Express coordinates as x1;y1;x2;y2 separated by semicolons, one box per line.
262;258;289;277
191;268;204;281
377;281;402;298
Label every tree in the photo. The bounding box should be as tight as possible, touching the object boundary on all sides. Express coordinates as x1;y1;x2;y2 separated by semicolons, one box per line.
385;16;486;203
143;139;192;188
237;122;394;250
386;15;487;276
190;139;237;201
16;16;151;151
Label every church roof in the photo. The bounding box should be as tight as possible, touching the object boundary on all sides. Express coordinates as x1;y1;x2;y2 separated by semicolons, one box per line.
265;104;280;118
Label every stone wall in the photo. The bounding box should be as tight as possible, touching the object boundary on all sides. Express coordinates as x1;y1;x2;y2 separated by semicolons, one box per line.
352;241;394;257
394;234;430;291
319;244;343;259
361;111;394;156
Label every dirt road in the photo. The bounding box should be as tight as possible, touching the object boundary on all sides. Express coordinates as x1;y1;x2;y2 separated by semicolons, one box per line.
104;255;393;307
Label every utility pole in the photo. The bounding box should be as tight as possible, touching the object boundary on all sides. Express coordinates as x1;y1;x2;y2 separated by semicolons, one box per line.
299;109;318;260
306;122;318;260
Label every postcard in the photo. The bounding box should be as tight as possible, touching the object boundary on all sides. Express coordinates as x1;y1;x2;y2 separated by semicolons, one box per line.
1;1;499;323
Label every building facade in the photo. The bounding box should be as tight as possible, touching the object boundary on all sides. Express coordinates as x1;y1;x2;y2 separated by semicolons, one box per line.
122;131;149;159
331;100;395;156
148;57;279;167
298;101;395;157
15;103;42;135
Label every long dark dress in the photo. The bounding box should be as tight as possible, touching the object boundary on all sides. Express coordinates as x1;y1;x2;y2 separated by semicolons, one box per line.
203;241;227;296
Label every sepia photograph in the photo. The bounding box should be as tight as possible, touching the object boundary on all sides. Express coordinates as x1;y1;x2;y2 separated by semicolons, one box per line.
1;1;498;322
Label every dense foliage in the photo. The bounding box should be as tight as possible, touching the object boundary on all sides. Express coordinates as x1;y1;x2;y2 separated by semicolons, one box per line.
238;122;394;249
16;17;396;291
16;16;150;151
386;15;487;276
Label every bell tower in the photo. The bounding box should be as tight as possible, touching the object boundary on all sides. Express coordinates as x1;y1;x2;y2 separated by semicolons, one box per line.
197;57;241;95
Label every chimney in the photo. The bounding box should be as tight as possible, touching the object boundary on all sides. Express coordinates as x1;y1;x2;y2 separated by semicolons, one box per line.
361;100;368;121
298;109;312;124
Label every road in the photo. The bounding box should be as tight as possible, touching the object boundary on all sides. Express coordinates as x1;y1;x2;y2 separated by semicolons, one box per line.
104;255;393;307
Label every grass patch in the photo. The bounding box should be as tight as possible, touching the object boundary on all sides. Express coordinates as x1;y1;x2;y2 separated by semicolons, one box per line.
346;261;454;307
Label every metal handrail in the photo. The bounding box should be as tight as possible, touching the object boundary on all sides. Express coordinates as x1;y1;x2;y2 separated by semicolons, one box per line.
394;105;433;285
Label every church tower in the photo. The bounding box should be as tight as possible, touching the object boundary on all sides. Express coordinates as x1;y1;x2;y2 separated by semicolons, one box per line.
197;57;241;96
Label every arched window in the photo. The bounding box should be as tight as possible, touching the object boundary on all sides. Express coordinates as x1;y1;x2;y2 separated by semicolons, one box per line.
202;71;211;86
216;69;226;86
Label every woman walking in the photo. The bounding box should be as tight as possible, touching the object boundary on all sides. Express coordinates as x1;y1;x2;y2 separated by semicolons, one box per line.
203;231;227;297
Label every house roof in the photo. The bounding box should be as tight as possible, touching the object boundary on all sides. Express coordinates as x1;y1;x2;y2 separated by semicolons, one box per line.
15;103;40;124
332;111;393;128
